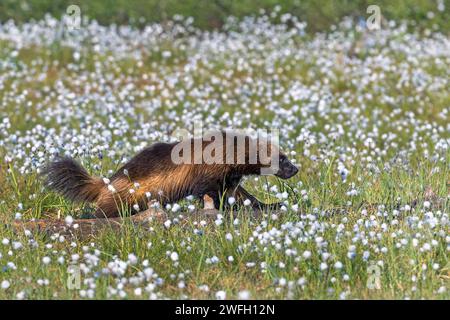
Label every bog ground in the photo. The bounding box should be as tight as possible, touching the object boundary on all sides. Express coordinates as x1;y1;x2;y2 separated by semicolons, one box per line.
0;13;448;299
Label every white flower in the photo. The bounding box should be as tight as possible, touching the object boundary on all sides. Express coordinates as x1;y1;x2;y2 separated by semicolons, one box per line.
228;197;236;205
243;199;251;206
225;233;233;241
363;251;370;260
128;254;138;265
215;290;226;300
65;215;74;226
437;286;446;294
1;280;10;289
198;284;210;292
12;242;22;250
71;254;80;262
42;257;51;265
170;252;179;262
16;291;26;300
102;177;110;184
164;220;172;229
238;290;251;300
302;250;311;259
297;277;306;286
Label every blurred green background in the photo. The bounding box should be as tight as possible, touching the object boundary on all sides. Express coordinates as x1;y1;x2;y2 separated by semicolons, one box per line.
0;0;448;32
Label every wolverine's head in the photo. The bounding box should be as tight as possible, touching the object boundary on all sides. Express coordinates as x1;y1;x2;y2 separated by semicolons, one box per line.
274;153;299;179
219;131;298;179
254;139;298;179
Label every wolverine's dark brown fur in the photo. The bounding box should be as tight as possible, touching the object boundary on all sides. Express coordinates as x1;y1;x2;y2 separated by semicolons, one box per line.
43;131;298;218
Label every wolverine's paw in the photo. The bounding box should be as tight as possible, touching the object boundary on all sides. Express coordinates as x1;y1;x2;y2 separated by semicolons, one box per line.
202;194;216;210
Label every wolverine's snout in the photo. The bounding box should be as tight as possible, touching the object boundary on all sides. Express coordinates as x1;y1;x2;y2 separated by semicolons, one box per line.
275;157;298;179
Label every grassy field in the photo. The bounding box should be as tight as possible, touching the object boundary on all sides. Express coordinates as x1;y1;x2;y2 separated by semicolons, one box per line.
0;12;449;299
1;0;449;32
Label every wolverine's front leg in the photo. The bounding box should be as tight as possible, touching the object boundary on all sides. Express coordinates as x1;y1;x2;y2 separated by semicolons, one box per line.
204;189;245;210
231;186;282;210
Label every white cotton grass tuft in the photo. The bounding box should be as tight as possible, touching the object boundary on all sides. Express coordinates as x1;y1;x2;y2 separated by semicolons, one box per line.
238;290;251;300
170;252;179;262
65;215;74;226
215;290;226;300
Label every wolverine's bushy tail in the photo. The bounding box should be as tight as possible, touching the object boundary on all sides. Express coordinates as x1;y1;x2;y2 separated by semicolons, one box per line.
42;157;103;203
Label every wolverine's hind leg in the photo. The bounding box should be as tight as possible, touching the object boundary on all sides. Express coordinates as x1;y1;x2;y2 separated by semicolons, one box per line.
94;192;129;218
95;194;150;218
94;197;120;218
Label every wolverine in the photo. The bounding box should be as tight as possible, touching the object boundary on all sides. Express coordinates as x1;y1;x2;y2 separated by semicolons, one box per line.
43;130;298;218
